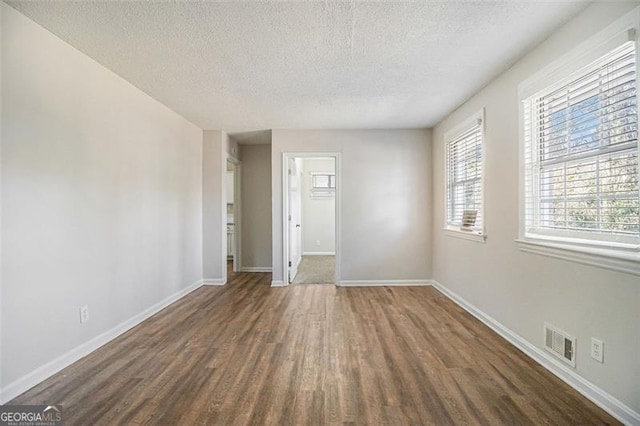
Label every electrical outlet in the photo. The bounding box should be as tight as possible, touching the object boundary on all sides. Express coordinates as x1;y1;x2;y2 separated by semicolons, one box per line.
316;240;320;246
591;337;604;363
80;305;89;324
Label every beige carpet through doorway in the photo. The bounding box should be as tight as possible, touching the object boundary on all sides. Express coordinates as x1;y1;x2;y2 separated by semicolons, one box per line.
292;255;335;284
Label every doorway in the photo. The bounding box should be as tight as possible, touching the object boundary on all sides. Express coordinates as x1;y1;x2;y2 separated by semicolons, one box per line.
283;153;339;285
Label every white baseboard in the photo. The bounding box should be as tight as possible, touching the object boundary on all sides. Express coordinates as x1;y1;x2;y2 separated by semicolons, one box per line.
202;278;226;285
430;280;640;426
240;267;272;273
271;280;286;287
338;279;433;287
0;279;203;404
302;252;335;256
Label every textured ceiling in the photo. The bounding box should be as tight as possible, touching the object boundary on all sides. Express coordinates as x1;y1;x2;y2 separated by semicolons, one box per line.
6;0;589;130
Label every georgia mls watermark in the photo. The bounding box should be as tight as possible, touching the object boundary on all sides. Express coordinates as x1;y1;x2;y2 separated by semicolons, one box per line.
0;405;63;426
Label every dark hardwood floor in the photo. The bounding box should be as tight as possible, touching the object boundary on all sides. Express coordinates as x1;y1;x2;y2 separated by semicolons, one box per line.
11;270;618;425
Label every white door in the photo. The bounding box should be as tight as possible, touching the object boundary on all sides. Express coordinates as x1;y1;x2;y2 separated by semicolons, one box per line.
288;158;302;282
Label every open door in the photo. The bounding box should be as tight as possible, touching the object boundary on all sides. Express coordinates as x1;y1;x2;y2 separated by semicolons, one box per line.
282;153;340;286
287;158;302;282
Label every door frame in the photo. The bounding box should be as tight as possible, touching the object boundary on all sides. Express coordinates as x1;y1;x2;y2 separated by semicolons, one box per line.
226;155;242;273
282;152;341;285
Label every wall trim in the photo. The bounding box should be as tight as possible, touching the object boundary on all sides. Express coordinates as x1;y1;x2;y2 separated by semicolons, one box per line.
515;238;640;276
202;278;226;285
271;280;286;287
430;280;640;426
338;279;433;287
0;279;203;404
302;251;335;256
240;267;272;273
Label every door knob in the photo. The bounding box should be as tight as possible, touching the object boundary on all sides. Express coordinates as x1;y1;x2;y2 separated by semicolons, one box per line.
296;224;301;227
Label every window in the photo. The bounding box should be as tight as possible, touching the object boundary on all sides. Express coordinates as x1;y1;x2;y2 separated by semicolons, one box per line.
445;110;485;240
523;42;639;247
519;21;640;273
310;172;335;197
312;173;335;190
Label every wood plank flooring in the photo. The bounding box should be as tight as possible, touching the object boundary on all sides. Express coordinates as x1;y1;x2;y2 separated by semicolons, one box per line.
10;271;618;425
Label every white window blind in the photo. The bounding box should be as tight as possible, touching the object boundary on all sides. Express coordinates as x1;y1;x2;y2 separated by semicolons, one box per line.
446;121;483;231
523;41;640;244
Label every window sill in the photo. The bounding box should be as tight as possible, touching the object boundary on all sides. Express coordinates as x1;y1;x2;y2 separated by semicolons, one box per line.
444;228;486;243
515;238;640;276
310;194;335;200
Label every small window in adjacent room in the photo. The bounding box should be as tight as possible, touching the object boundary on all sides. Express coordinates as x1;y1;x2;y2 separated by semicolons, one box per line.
445;109;486;242
518;22;640;273
310;172;335;197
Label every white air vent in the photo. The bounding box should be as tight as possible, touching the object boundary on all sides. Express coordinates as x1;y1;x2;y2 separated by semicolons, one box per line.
544;323;576;368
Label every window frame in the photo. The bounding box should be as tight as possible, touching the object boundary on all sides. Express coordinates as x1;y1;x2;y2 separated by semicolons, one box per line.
517;10;640;275
444;108;487;243
310;172;335;198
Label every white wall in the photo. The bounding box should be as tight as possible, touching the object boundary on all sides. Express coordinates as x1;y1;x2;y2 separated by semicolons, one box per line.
202;130;241;282
202;130;224;283
1;2;203;395
241;144;272;269
432;2;640;415
301;158;335;255
271;129;432;284
226;134;241;162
